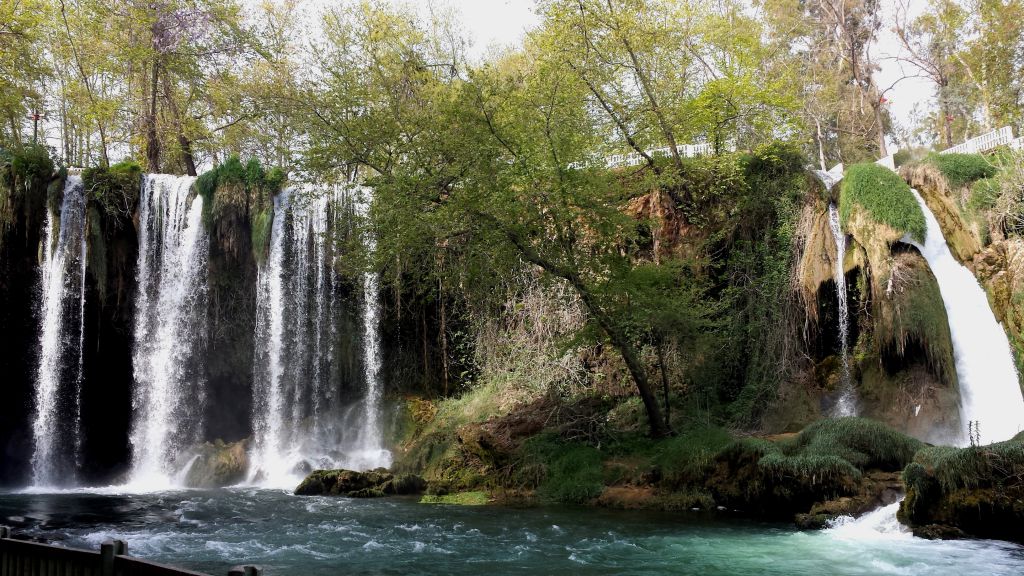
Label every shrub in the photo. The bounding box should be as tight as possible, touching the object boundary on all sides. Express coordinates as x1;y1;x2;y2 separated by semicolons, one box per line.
82;160;142;222
653;425;732;487
968;177;1001;212
927;153;997;188
514;434;604;504
840;162;926;242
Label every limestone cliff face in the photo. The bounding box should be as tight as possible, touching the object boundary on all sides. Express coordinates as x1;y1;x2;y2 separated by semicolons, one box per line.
900;164;981;265
974;238;1024;375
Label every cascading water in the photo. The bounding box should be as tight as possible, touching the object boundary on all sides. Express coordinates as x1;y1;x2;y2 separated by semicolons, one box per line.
30;175;88;487
355;185;389;469
128;174;209;489
828;203;855;416
248;186;390;487
906;189;1024;444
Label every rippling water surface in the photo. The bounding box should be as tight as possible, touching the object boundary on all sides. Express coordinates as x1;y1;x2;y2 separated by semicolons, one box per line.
1;489;1022;575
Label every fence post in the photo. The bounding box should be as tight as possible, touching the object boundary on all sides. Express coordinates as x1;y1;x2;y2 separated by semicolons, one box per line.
228;566;262;576
0;526;10;539
100;540;127;576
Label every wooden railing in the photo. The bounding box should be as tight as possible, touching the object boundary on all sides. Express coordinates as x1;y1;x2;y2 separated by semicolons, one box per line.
0;527;262;576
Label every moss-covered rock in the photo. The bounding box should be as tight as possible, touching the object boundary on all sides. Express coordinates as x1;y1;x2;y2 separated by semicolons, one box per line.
898;434;1024;543
706;418;920;520
184;439;249;488
900;163;981;264
0;144;54;249
294;469;426;497
840;163;926;244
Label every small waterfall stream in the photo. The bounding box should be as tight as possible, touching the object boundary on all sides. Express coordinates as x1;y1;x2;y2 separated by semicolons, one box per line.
828;203;856;416
355;186;389;469
906;189;1024;444
30;175;88;487
128;174;209;489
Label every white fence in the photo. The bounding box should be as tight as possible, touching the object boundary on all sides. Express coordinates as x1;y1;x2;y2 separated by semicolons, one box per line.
941;126;1016;154
571;142;724;170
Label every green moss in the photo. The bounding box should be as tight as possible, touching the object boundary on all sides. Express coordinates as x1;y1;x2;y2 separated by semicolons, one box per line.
927;153;998;188
420;491;489;505
251;207;273;262
1;144;54;246
840;163;926;243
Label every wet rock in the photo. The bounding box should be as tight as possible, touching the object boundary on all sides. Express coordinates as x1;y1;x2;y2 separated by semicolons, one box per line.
184;439;249;488
912;524;968;540
294;469;426;497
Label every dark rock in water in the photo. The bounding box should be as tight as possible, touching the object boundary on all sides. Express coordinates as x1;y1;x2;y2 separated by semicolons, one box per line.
184;439;249;488
912;524;968;540
295;469;426;497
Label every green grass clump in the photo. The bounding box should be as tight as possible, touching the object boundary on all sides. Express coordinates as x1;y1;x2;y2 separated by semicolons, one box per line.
905;435;1024;493
840;162;926;243
784;417;923;471
420;491;489;505
928;153;997;188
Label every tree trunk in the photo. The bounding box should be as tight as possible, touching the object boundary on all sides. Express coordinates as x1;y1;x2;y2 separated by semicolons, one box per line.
146;57;161;171
502;227;669;437
656;338;672;431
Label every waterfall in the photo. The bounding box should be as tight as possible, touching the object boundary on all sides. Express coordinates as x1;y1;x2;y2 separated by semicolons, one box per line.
128;174;208;489
828;203;855;416
248;186;390;487
906;190;1024;444
30;175;88;487
249;189;340;486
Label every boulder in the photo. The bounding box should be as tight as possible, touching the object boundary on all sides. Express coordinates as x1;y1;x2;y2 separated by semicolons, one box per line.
898;437;1024;543
294;469;426;497
184;439;249;488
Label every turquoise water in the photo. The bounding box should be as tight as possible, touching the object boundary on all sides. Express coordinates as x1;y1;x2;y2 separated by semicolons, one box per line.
1;489;1023;575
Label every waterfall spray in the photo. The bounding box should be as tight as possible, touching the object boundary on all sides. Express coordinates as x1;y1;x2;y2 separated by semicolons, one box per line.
905;189;1024;444
828;203;855;416
30;176;88;487
128;174;208;489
